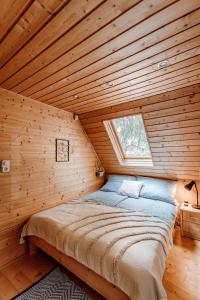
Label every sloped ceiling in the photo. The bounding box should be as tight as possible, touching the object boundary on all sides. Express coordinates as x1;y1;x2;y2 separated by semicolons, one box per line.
80;84;200;180
0;0;200;114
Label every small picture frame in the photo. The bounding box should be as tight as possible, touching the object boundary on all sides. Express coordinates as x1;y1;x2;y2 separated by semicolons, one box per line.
56;139;69;162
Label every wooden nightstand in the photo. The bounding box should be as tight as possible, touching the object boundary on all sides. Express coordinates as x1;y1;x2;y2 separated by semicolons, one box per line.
180;203;200;240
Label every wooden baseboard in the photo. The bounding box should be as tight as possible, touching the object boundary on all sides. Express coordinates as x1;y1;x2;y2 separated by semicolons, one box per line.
29;236;129;300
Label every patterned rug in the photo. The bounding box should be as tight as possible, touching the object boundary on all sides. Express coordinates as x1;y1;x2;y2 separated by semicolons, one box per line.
13;267;92;300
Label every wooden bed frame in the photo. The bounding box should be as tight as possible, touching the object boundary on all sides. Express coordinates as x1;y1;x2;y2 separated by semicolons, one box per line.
28;236;129;300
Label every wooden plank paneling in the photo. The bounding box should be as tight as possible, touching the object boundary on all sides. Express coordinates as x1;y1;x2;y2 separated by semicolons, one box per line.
44;45;200;105
0;0;70;67
0;87;104;267
0;0;200;272
0;0;199;112
80;84;200;181
59;61;200;111
0;0;32;42
13;0;177;96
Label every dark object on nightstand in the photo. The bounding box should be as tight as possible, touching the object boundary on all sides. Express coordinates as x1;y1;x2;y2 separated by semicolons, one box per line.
184;181;200;210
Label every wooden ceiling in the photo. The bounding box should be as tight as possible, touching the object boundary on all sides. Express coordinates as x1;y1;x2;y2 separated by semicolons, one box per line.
0;0;200;114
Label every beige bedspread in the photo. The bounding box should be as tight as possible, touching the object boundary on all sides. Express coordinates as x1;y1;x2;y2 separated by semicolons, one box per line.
21;201;173;300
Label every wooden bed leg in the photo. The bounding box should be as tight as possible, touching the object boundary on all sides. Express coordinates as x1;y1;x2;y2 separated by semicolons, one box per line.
25;238;38;255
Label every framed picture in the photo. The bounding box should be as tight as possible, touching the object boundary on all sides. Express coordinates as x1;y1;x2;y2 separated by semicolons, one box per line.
56;139;69;162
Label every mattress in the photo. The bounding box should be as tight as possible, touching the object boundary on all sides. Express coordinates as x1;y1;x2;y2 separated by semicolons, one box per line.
21;200;173;300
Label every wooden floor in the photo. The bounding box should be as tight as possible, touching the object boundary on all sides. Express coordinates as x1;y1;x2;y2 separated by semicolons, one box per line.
0;228;199;300
163;228;200;300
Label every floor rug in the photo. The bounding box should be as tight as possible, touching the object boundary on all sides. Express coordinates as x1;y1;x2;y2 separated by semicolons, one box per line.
13;267;92;300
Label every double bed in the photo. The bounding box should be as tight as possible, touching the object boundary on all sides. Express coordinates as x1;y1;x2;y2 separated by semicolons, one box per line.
21;175;178;300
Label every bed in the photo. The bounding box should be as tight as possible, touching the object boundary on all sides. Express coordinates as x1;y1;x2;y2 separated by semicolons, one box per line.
21;175;178;300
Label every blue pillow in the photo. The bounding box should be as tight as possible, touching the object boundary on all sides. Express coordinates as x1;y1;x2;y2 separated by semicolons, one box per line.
80;191;127;206
136;176;177;205
101;174;138;195
100;180;122;193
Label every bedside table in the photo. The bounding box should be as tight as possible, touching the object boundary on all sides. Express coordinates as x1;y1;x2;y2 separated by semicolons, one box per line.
180;203;200;240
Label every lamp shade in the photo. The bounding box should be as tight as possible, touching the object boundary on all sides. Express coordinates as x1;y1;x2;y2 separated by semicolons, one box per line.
184;180;195;191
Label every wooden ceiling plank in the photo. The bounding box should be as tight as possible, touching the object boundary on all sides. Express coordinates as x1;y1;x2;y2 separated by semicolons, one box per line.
94;143;200;154
147;118;200;133
97;150;200;160
85;118;200;140
93;149;200;158
86;95;200;130
150;140;200;148
45;45;200;105
80;84;200;123
57;56;200;109
113;76;200;107
148;121;200;135
89;130;200;143
101;155;200;162
101;144;200;153
49;37;200;109
60;66;200;111
91;138;200;148
0;0;70;67
0;0;104;84
27;13;200;102
144;99;200;121
5;0;177;96
76;80;200;113
19;1;200;98
79;62;200;106
149;132;200;143
83;118;200;134
6;0;175;93
103;162;199;171
76;75;200;113
104;164;198;170
84;93;200;127
0;0;32;42
1;0;141;89
145;109;200;127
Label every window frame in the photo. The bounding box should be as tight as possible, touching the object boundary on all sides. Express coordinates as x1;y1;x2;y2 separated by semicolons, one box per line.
103;114;153;167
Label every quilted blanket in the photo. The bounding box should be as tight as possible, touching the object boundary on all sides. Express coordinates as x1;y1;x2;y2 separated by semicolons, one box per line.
21;201;173;300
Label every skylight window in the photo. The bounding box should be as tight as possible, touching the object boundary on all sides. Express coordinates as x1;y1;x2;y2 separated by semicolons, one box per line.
104;114;153;167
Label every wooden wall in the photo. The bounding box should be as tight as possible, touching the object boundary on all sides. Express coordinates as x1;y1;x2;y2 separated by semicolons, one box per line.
80;84;200;181
0;87;104;267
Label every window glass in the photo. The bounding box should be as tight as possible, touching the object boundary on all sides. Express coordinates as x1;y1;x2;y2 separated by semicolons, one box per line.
112;114;151;158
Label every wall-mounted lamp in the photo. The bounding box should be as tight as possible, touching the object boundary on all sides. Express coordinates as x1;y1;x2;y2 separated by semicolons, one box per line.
96;171;105;177
95;159;105;177
184;180;200;209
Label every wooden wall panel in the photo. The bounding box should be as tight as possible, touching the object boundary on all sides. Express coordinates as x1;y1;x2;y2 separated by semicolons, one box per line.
80;84;200;181
0;87;104;267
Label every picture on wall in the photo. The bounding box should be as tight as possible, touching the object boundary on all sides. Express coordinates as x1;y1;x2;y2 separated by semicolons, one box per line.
56;139;69;162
